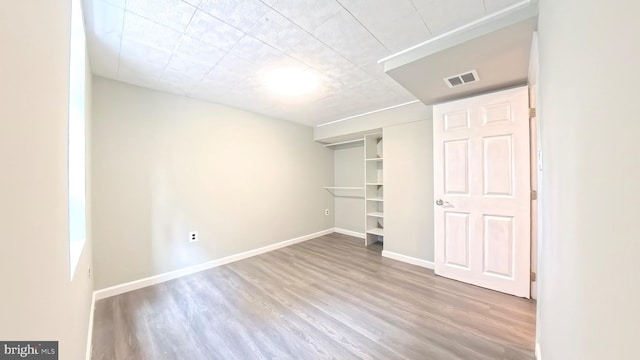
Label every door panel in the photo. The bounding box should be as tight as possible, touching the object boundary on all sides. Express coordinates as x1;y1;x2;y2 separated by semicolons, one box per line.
434;86;530;298
444;110;470;131
483;135;513;196
483;215;514;278
444;212;471;269
444;140;470;195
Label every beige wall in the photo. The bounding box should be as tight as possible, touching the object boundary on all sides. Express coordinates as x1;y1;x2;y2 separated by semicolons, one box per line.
383;121;434;261
0;1;94;359
537;0;640;358
334;145;365;235
91;77;334;289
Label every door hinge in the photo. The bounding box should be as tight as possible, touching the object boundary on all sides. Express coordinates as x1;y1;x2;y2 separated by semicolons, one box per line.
531;190;537;200
530;272;537;282
529;108;537;118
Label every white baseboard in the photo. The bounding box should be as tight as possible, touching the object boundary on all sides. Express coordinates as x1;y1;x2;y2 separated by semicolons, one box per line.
85;291;96;360
334;228;366;239
382;250;435;269
94;228;334;300
535;342;541;360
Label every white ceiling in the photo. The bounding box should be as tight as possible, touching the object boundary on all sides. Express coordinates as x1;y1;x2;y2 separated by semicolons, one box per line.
84;0;522;126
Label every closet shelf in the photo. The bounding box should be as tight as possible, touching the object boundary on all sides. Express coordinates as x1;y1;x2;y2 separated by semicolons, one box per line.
366;157;383;161
366;228;384;236
366;197;384;202
324;186;364;190
365;182;383;186
324;139;364;148
367;212;384;218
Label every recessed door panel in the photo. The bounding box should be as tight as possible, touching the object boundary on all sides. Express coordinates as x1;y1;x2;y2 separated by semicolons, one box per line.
444;111;469;131
483;215;514;278
483;135;513;197
482;102;512;126
444;140;469;195
444;212;470;269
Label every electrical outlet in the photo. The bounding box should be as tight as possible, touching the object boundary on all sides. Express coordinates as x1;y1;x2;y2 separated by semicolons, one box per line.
325;209;330;216
189;231;198;242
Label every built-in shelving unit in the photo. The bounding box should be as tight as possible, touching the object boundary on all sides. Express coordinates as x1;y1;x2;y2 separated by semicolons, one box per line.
364;133;384;246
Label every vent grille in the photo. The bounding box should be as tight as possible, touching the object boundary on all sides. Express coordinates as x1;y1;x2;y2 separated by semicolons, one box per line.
444;70;480;88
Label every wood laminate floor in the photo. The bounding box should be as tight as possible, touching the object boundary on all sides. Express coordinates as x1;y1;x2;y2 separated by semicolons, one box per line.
92;233;536;360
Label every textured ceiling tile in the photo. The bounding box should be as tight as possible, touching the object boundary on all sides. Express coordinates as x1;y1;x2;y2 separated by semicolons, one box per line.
227;35;303;74
199;0;270;32
250;10;310;52
285;37;358;77
358;62;418;99
332;66;373;89
272;0;343;32
174;35;226;65
183;0;203;6
312;10;389;66
126;0;197;33
203;54;257;85
164;55;214;79
87;32;120;78
160;68;202;85
416;0;486;35
94;0;125;8
118;60;162;87
84;0;124;36
119;38;173;71
122;12;183;52
360;11;432;53
407;0;432;11
337;0;415;21
157;68;202;96
484;0;522;12
337;0;431;52
154;81;191;97
185;10;245;51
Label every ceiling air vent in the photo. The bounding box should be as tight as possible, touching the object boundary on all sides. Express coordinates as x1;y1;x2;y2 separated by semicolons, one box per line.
444;70;480;88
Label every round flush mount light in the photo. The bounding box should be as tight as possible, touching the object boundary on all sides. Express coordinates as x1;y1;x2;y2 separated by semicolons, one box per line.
266;68;319;96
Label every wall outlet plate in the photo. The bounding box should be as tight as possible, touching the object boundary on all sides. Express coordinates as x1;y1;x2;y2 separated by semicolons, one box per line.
189;231;198;242
325;209;330;215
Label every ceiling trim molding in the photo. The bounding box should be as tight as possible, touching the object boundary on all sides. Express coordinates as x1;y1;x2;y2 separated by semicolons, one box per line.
378;0;538;71
316;100;420;127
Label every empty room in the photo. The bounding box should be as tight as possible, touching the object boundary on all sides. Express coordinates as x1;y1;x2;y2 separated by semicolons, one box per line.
2;0;639;359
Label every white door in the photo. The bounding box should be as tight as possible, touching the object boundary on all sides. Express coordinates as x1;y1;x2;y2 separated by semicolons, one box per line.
433;86;531;298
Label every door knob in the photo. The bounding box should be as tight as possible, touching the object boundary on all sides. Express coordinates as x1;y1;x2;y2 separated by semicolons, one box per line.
435;199;444;206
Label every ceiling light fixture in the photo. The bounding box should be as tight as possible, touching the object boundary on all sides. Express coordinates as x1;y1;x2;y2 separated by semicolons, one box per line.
266;68;319;96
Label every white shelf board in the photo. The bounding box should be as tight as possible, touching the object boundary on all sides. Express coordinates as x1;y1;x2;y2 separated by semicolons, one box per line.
366;197;384;202
365;182;383;186
324;139;364;147
366;228;385;236
367;212;384;218
324;186;364;190
365;157;383;161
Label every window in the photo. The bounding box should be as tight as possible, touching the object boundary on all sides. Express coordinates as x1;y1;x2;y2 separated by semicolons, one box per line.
68;0;87;279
